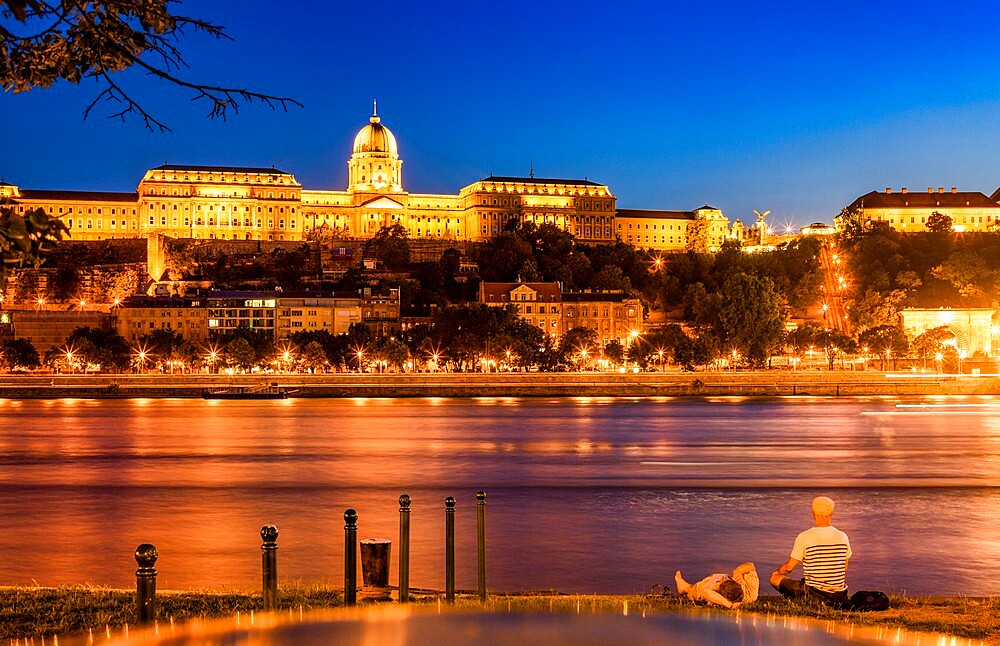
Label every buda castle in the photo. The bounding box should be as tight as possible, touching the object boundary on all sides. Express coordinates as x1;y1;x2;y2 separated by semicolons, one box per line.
0;107;730;251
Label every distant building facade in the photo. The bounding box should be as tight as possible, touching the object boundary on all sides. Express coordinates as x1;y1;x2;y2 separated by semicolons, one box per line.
615;206;730;252
839;187;1000;233
2;108;727;249
899;308;995;357
479;281;642;345
116;292;364;344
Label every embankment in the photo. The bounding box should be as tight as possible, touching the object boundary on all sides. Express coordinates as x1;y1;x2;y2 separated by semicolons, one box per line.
0;371;997;398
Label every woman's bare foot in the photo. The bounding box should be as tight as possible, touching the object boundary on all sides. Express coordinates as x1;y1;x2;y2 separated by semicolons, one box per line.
674;570;691;595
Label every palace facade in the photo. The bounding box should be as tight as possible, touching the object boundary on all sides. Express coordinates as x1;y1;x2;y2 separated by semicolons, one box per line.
838;187;1000;233
479;281;643;345
1;108;729;251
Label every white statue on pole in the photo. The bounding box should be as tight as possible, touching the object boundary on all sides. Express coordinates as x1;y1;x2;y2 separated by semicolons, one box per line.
753;209;771;246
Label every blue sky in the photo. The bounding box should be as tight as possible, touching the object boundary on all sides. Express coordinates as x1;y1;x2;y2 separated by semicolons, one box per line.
4;0;1000;228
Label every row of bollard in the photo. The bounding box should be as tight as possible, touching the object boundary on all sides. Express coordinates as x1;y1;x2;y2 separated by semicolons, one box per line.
133;491;487;624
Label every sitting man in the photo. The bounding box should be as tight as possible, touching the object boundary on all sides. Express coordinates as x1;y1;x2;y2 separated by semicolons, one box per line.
770;495;852;606
675;562;759;610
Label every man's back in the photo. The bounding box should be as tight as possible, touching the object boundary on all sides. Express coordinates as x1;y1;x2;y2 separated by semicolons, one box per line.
791;525;851;593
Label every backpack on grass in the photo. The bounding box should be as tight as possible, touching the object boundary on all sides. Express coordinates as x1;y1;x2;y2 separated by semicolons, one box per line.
846;590;890;611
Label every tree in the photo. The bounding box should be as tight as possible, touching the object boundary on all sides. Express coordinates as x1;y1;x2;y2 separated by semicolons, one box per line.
816;329;855;370
0;337;39;370
684;217;710;253
603;339;625;367
926;211;954;234
856;325;908;370
223;338;256;372
299;341;329;373
910;326;956;368
0;0;300;131
363;224;410;271
0;203;66;288
65;325;131;371
559;326;598;368
716;274;786;368
785;321;822;359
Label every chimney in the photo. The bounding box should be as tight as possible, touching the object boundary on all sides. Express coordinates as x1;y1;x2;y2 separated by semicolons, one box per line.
951;187;957;193
928;187;934;193
885;187;892;194
901;187;908;194
938;187;944;193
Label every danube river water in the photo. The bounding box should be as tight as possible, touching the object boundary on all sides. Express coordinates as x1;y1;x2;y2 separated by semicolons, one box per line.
0;396;997;595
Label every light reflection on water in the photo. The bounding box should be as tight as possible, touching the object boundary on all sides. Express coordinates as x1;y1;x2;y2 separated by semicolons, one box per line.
0;396;997;595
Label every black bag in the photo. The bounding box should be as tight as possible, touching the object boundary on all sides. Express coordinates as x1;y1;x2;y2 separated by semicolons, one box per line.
846;590;890;611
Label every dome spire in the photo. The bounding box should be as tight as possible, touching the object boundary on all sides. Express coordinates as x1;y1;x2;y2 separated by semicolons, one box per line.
371;99;379;123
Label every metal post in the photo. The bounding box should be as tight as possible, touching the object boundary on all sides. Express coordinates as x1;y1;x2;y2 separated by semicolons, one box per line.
399;494;411;603
445;496;455;603
134;544;158;624
261;524;278;611
344;509;358;606
476;491;487;602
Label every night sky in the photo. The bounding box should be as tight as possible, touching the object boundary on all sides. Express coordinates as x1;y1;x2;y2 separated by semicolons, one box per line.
4;0;1000;228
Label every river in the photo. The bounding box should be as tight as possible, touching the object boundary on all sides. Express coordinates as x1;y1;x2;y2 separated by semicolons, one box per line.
0;395;997;595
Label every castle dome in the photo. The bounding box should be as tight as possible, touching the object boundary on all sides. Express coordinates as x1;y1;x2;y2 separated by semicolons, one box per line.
352;105;397;156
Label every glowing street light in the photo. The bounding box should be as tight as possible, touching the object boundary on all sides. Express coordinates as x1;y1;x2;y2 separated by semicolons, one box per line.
78;299;86;310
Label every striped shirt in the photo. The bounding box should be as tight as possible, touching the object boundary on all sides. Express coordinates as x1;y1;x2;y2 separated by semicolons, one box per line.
790;526;852;593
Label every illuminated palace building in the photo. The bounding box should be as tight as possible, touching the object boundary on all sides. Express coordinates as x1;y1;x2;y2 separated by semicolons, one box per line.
0;108;728;251
840;186;1000;232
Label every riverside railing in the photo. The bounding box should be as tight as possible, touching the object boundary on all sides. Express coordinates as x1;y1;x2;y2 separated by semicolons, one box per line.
130;490;487;622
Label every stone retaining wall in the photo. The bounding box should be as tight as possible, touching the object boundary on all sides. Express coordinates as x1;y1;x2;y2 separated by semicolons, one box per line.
0;372;996;399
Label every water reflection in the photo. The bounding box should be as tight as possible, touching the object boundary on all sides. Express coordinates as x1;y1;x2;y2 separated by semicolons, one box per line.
0;397;997;594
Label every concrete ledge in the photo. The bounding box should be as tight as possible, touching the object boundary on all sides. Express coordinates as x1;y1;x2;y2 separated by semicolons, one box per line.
0;372;995;398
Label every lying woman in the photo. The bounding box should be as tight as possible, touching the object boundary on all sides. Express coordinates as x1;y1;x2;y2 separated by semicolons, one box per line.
674;562;759;610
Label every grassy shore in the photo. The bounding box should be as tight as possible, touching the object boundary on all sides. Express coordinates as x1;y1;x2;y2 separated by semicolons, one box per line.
1;586;998;644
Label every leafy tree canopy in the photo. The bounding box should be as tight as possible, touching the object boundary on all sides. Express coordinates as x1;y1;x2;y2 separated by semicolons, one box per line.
0;0;300;130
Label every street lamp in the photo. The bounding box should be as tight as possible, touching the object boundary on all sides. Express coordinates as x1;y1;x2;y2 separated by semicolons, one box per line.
65;350;74;374
935;351;943;373
958;349;966;375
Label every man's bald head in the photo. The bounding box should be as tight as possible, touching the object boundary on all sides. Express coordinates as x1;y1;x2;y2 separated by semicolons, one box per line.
812;496;835;524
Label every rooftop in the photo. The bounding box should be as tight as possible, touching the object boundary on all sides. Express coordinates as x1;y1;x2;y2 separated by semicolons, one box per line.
616;208;695;220
18;189;139;203
849;189;998;210
151;164;293;175
481;175;603;187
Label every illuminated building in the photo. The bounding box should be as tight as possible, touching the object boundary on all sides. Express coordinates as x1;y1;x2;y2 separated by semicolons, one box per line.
2;107;724;248
615;206;730;251
839;187;1000;233
479;282;642;344
117;296;209;343
899;308;995;357
800;222;835;236
116;292;363;344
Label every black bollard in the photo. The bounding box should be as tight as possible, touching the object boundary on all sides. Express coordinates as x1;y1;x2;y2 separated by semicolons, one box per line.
476;491;487;602
445;496;456;603
134;544;158;624
344;509;358;606
399;494;411;603
261;524;278;611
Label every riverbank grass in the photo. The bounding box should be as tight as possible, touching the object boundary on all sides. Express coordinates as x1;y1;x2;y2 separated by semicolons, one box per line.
1;586;998;644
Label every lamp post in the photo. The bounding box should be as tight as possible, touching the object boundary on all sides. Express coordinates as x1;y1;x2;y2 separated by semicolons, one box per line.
935;351;943;374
